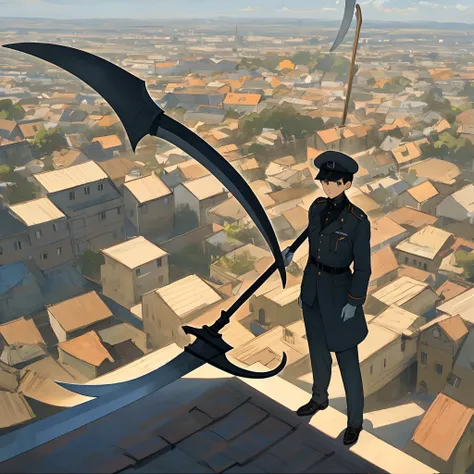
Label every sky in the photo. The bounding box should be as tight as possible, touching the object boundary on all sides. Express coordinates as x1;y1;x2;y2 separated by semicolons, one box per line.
0;0;474;22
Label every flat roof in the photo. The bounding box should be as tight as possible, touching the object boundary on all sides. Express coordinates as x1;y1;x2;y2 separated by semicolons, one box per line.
155;274;221;319
9;197;65;226
34;161;108;193
396;225;452;260
101;236;167;269
181;174;227;200
372;276;430;306
123;173;172;204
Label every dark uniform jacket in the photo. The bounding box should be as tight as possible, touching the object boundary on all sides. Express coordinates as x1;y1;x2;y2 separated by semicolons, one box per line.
289;195;372;352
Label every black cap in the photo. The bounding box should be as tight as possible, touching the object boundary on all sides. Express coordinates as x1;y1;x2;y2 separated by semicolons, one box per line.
314;151;358;180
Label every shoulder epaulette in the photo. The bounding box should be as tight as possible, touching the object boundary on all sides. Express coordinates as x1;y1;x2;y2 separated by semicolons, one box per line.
349;203;367;220
315;197;327;204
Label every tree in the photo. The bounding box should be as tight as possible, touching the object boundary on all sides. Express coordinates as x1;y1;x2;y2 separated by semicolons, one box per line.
291;51;311;66
174;203;199;235
224;222;253;244
0;165;10;181
77;250;105;281
32;128;67;155
225;108;240;120
455;251;474;281
216;250;257;275
0;99;25;121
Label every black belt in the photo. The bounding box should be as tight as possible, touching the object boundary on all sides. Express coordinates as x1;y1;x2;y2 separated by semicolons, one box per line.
310;256;350;274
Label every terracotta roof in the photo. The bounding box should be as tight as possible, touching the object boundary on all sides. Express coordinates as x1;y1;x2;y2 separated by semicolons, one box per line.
223;93;261;106
317;128;340;144
97;115;120;128
370;216;407;249
307;147;323;161
0;318;45;346
52;149;89;169
0;119;18;133
379;118;411;132
58;331;114;367
387;207;438;229
411;393;474;462
436;280;470;304
391;141;421;165
438;315;468;342
397;264;434;283
97;157;139;181
18;120;44;139
48;291;113;333
408;158;460;185
370;246;399;283
91;134;122;149
406;180;438;203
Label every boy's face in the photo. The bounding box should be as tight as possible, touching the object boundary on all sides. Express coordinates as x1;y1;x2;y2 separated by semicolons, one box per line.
321;178;352;199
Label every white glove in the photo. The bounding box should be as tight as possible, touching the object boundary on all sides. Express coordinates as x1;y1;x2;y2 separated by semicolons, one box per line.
341;303;357;322
298;295;302;308
282;247;294;267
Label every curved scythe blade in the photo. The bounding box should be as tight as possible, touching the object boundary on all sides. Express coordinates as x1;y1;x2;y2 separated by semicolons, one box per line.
3;42;286;287
330;0;357;52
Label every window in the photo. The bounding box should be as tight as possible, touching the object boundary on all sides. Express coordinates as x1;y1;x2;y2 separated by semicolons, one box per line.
423;263;427;270
164;197;169;205
258;308;265;325
141;204;148;214
53;223;58;232
117;207;121;215
413;259;417;265
56;247;62;256
35;230;42;239
435;363;443;376
447;373;461;388
156;258;162;268
98;183;104;191
405;256;408;263
14;241;22;251
136;268;141;276
40;252;48;260
401;340;406;352
421;352;427;368
84;186;90;195
383;358;387;368
69;191;76;201
158;275;163;284
99;212;106;221
370;364;373;375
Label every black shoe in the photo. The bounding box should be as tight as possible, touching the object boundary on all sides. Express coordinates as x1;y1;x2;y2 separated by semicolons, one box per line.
296;399;329;417
343;426;362;445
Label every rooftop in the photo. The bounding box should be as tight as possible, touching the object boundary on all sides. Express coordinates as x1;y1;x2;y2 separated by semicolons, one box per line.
33;161;108;193
438;315;468;343
372;305;425;335
0;344;436;473
155;275;222;319
101;236;168;270
123;173;172;204
387;207;438;229
370;245;399;283
9;197;65;226
406;181;438;203
47;291;113;333
58;331;114;367
372;276;431;307
437;287;474;325
358;323;399;362
0;318;45;347
97;157;140;182
411;393;474;462
181;175;227;201
408;158;460;185
370;217;407;249
395;225;452;260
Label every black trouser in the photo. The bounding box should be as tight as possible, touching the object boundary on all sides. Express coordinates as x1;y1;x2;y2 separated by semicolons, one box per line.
301;292;364;429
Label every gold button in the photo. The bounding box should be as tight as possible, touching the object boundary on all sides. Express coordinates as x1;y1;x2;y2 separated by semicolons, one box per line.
341;218;344;222
318;272;321;276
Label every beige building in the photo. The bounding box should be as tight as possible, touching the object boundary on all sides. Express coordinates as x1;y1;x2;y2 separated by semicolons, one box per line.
7;198;74;271
416;314;468;395
101;237;169;309
436;184;474;222
174;174;228;226
47;291;114;343
142;274;222;349
443;329;474;408
0;198;74;271
123;174;174;239
368;245;399;293
58;331;115;379
395;226;454;273
408;393;474;474
370;216;409;252
371;276;440;316
33;161;124;254
397;181;442;215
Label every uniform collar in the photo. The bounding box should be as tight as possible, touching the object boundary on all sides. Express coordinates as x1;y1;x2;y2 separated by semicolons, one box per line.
328;192;347;207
